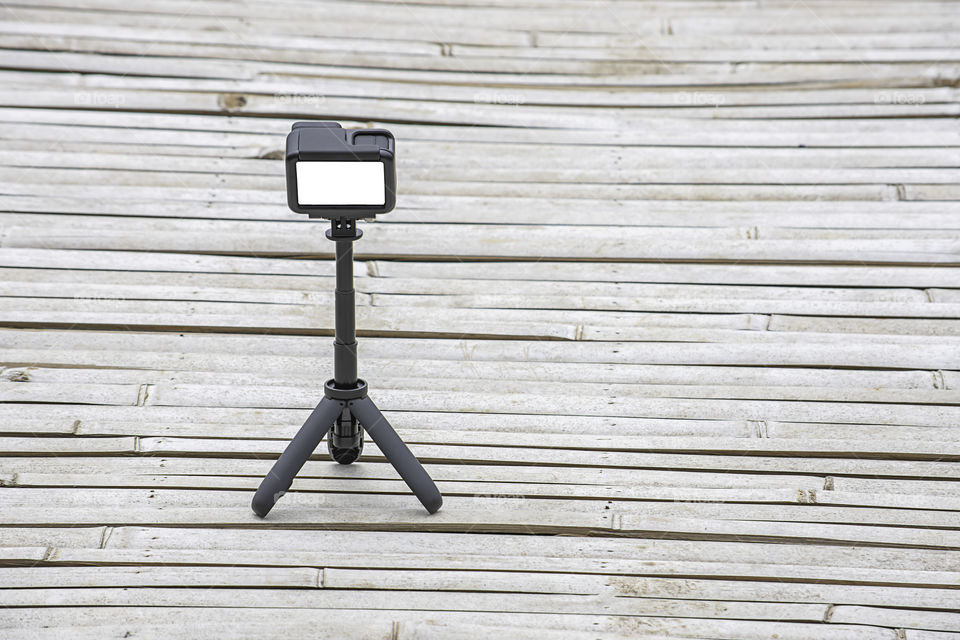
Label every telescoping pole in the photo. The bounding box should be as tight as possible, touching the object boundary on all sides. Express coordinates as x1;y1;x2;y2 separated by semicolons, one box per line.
333;228;358;387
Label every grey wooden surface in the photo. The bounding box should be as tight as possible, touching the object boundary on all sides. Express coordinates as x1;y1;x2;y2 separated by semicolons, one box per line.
0;0;959;638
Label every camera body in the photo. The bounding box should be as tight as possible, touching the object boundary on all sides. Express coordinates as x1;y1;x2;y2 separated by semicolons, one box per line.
285;121;396;219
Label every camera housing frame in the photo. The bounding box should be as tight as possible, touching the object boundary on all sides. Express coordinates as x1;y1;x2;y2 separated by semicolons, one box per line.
285;121;396;219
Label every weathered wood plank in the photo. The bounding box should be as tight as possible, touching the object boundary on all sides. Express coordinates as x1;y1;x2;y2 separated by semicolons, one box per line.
4;249;958;289
4;487;960;534
5;214;959;262
8;544;960;591
5;329;960;371
7;365;957;405
0;607;897;640
3;564;957;609
97;527;960;571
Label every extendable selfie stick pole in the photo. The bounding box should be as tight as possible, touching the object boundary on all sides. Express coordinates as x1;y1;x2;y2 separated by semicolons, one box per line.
251;122;442;517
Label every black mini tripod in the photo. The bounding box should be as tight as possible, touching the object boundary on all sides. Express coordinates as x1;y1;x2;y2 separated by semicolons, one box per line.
251;217;443;516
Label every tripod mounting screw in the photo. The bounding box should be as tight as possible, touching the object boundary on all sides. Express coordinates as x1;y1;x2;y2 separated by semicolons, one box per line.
325;218;363;241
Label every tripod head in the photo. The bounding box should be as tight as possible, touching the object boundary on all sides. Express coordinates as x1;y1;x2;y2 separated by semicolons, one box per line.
285;121;397;220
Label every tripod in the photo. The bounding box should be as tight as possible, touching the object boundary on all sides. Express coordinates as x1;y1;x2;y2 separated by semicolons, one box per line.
251;218;443;516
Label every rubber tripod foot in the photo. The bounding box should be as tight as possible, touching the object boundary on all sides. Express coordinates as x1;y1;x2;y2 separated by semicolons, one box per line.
249;397;342;518
349;395;442;514
251;493;275;519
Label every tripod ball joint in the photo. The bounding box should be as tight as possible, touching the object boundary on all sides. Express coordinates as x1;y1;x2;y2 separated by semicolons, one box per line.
251;122;443;518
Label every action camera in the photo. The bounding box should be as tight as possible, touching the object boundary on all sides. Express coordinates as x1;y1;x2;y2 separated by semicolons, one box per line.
285;121;397;218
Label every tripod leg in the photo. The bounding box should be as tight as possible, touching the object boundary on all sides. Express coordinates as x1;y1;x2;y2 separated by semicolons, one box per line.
251;397;342;518
350;396;442;514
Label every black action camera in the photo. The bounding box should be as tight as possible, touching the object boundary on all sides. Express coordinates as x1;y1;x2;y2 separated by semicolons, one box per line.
285;121;396;219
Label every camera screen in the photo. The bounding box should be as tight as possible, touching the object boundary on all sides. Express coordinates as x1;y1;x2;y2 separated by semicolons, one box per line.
296;161;386;206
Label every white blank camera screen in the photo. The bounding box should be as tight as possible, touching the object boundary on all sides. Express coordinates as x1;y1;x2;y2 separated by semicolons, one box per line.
296;161;385;206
